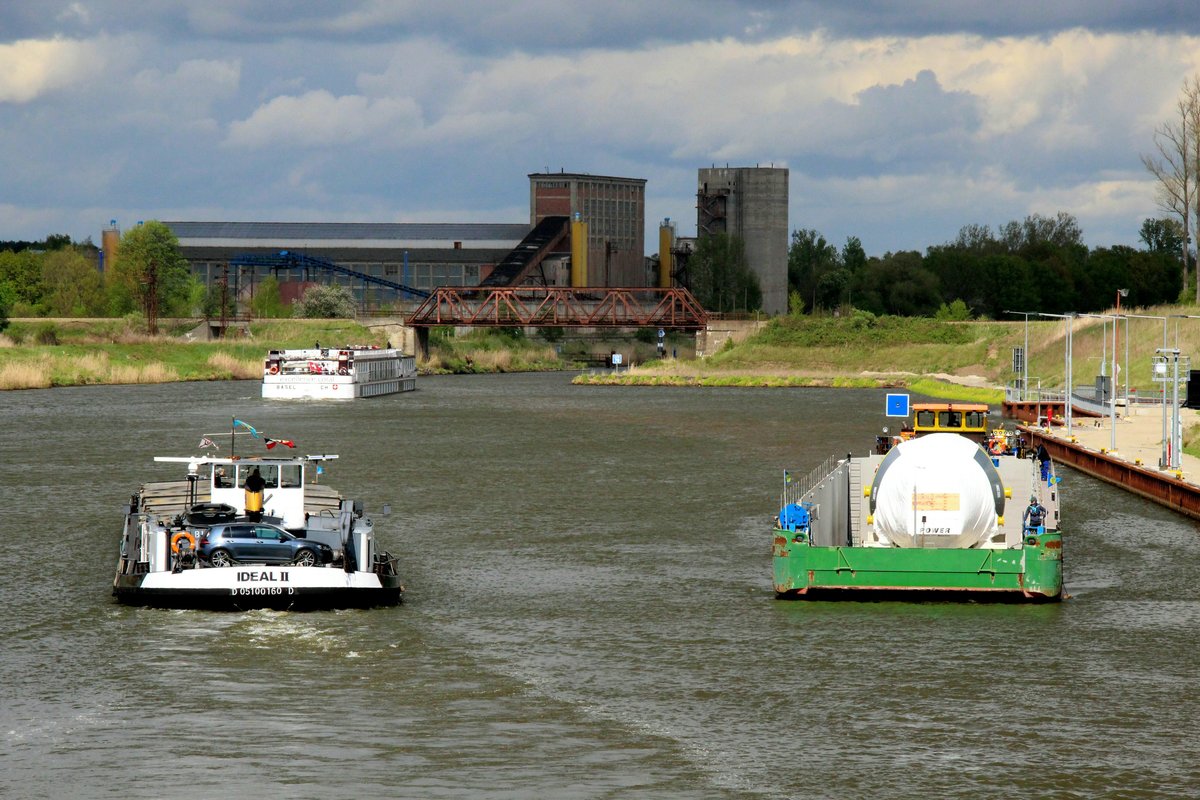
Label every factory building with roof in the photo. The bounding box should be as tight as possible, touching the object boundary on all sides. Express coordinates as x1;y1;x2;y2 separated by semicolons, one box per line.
155;221;533;306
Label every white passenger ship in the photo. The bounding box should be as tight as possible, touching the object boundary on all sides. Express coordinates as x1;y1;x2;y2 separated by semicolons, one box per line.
262;346;416;399
112;452;404;610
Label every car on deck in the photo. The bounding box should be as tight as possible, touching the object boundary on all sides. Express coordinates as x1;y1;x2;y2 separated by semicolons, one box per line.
196;522;334;567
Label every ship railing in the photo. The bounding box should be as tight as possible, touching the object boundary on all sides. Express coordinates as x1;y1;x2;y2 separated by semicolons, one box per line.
781;454;842;510
1006;381;1165;409
373;551;400;577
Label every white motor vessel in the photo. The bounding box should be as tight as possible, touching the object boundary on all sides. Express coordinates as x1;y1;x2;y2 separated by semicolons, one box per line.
262;346;416;399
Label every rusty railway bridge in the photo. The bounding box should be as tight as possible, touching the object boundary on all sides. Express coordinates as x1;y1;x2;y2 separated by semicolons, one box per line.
405;286;708;356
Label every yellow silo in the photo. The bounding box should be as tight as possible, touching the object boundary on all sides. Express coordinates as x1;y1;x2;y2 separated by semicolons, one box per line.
570;213;589;287
101;220;120;273
658;218;675;288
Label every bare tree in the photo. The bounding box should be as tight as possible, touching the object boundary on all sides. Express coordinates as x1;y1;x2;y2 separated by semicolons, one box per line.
1142;76;1200;300
1189;76;1200;302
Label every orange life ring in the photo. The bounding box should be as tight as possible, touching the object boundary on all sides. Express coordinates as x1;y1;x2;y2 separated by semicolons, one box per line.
268;365;279;375
170;531;196;554
988;439;1004;455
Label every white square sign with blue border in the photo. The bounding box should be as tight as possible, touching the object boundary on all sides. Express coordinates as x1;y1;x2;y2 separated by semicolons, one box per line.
886;393;910;417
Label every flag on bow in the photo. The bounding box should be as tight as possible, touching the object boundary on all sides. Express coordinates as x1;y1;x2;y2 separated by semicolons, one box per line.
198;436;219;450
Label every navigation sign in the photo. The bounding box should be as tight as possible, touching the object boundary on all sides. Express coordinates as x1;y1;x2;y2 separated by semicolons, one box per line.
886;393;910;418
657;328;665;339
612;353;623;366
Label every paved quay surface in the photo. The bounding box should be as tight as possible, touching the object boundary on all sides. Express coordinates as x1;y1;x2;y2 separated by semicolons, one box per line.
1023;404;1200;482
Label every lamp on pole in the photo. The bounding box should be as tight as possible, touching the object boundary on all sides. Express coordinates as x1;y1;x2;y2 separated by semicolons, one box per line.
1004;310;1035;401
1039;312;1076;435
1126;313;1169;468
1116;289;1128;404
1082;312;1120;452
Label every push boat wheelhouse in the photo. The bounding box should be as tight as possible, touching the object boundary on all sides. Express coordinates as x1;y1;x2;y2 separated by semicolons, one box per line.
777;400;1063;602
113;453;403;610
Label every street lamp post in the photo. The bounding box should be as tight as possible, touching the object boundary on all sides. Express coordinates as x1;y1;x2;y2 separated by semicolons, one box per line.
1039;312;1076;435
1116;289;1128;404
1082;312;1120;451
1003;310;1035;401
1126;313;1169;468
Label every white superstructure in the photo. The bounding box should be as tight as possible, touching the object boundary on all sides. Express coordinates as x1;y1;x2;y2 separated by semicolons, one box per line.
262;347;416;399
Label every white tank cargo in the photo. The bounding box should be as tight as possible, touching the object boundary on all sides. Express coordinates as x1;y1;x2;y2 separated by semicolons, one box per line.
869;433;1005;548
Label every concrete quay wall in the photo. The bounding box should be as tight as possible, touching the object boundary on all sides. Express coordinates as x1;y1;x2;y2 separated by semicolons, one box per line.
1019;407;1200;520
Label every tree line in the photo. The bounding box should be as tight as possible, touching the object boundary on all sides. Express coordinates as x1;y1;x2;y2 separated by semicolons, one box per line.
0;220;334;332
788;212;1184;319
682;211;1184;318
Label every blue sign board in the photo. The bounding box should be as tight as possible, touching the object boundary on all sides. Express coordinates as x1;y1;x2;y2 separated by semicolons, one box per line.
885;393;910;418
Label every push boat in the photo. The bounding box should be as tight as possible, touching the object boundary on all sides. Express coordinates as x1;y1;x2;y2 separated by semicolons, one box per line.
113;453;404;610
263;346;416;399
773;401;1063;601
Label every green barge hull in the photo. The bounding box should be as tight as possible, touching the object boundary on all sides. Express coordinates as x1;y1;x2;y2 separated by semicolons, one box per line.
772;530;1063;601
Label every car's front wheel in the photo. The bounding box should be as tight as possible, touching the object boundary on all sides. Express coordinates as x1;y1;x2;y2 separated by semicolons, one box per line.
209;548;236;567
292;549;319;567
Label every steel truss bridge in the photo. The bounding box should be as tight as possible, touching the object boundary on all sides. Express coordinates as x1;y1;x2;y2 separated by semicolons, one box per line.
405;286;707;330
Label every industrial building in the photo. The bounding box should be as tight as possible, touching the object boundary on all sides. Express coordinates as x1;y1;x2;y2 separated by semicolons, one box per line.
696;167;789;315
100;166;792;315
104;171;651;311
529;172;647;286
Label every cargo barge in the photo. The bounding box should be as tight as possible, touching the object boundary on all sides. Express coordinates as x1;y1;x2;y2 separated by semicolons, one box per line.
113;445;403;610
773;401;1063;601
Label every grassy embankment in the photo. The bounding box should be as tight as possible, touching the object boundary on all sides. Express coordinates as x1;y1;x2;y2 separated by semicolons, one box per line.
575;308;1200;407
0;318;568;390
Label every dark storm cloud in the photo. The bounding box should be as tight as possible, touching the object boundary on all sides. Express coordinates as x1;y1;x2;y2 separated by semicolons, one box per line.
4;1;1197;49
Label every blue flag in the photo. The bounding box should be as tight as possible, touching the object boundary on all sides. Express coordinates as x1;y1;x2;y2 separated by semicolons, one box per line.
233;419;260;438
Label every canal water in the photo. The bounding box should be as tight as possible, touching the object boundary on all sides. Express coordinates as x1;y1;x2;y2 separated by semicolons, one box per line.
1;373;1198;799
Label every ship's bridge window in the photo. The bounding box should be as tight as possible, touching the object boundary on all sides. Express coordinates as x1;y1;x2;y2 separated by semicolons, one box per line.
916;410;936;427
238;464;278;488
938;411;962;429
280;465;302;488
964;410;986;428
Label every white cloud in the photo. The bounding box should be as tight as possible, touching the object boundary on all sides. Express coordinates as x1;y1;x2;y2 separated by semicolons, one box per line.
225;89;423;148
55;3;90;27
0;36;105;103
132;58;240;106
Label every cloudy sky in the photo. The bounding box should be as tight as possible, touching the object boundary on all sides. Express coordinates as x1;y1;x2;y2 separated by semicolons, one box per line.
2;1;1199;256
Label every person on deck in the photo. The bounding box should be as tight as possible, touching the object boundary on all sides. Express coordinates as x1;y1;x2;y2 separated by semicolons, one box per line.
1023;495;1047;533
1035;443;1051;482
244;467;266;522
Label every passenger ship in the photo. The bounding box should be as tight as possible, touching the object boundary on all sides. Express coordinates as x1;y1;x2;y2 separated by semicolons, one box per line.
263;346;416;399
773;399;1063;601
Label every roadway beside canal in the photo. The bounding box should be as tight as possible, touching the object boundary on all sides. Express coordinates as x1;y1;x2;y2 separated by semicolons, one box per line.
1019;405;1200;520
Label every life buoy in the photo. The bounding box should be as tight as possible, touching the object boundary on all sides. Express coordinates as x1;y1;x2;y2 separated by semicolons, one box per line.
268;365;279;375
338;366;349;376
171;531;196;554
989;439;1004;455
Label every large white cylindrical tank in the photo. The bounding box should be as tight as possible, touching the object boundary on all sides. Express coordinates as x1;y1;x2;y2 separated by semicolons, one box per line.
871;433;1000;548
